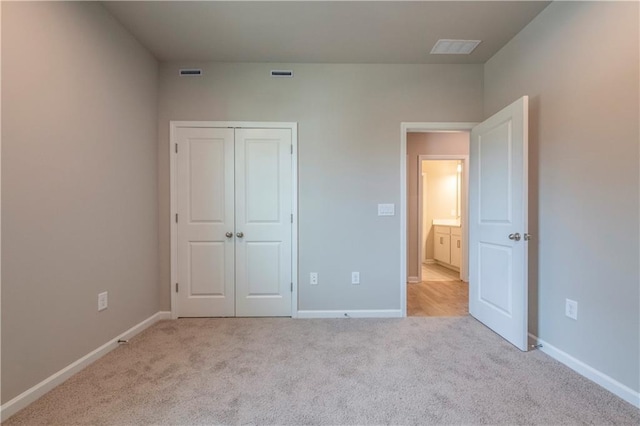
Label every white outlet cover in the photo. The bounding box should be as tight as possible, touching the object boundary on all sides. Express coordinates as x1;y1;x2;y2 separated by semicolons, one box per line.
378;203;395;216
351;271;360;284
98;292;108;311
565;299;578;320
310;272;318;285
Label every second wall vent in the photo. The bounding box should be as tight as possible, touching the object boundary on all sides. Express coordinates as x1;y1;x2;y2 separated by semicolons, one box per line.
271;70;293;78
179;69;203;76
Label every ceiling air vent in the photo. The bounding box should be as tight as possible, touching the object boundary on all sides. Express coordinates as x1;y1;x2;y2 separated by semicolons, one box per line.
430;39;481;55
271;70;293;78
179;69;202;76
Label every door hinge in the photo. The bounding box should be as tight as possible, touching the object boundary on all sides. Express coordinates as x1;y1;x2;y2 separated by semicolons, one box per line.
290;282;293;292
290;145;293;154
175;283;179;293
290;213;293;223
175;213;178;223
175;143;178;153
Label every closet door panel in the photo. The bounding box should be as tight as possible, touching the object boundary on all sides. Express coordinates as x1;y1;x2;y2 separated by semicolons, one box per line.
235;128;293;317
176;127;235;317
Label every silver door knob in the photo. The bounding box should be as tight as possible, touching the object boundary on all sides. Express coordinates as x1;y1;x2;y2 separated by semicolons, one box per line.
236;232;244;238
509;233;521;241
225;232;233;238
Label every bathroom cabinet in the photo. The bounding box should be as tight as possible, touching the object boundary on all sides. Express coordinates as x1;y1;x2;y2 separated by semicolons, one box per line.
433;225;462;270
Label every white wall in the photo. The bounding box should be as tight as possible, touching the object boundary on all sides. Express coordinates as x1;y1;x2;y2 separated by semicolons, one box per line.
1;2;159;402
158;63;483;312
484;1;639;393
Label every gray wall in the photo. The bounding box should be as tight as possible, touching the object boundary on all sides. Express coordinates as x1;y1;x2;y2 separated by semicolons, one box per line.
484;1;639;392
158;63;483;312
1;2;159;402
406;132;469;278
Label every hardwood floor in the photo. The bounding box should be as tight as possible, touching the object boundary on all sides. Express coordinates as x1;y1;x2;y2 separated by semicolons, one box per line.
407;263;468;317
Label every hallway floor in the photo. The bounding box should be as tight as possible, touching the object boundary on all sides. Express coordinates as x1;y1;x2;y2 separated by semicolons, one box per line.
407;263;468;317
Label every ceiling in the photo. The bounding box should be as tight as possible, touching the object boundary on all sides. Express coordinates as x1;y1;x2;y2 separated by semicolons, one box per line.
102;1;551;64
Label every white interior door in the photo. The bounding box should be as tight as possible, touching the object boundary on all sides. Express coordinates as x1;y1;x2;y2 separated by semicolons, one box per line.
234;129;293;317
176;127;235;317
469;96;529;351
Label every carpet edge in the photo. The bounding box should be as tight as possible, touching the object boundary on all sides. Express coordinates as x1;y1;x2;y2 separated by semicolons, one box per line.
0;311;172;422
529;332;640;409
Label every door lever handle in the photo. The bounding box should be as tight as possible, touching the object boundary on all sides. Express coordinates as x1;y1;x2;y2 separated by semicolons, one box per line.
508;233;521;241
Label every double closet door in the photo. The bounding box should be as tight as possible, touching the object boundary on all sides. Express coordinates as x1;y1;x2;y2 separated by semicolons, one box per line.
175;126;293;317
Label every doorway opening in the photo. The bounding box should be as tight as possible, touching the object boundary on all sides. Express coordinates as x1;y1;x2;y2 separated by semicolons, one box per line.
400;124;474;317
400;98;529;348
410;156;468;316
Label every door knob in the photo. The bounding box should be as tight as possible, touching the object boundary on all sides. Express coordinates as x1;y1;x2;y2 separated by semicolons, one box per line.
508;233;521;241
236;232;244;238
225;232;233;238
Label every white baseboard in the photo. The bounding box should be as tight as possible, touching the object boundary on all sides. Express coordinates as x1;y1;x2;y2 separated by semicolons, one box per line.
407;276;420;283
529;333;639;408
297;309;403;319
0;311;171;422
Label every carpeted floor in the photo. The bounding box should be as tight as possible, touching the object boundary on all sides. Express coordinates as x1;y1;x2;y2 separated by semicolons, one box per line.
5;317;640;425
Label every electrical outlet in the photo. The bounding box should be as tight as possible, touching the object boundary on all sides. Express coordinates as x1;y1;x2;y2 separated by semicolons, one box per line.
565;299;578;320
351;271;360;285
98;292;108;311
310;272;318;285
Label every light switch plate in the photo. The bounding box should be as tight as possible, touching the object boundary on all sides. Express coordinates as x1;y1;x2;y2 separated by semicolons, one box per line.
378;203;395;216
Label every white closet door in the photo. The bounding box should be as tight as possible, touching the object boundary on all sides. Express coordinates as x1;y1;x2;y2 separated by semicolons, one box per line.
176;127;235;317
234;128;293;317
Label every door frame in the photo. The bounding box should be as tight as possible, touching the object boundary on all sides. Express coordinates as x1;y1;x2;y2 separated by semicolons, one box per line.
417;154;469;283
169;121;299;319
400;122;477;317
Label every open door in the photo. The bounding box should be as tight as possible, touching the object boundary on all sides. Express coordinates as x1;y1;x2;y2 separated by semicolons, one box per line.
469;96;529;351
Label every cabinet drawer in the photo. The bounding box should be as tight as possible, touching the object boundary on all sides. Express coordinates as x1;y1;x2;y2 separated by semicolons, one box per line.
433;226;451;235
451;227;462;237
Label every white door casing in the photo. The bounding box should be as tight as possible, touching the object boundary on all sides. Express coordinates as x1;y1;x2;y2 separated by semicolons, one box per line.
469;96;529;351
235;128;293;317
171;122;296;318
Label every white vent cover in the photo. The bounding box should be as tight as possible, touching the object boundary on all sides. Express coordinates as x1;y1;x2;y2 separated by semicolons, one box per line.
271;70;293;77
179;69;202;76
430;39;481;55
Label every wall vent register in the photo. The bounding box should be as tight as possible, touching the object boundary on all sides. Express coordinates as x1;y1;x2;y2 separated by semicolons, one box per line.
430;39;481;55
179;69;203;76
271;70;293;77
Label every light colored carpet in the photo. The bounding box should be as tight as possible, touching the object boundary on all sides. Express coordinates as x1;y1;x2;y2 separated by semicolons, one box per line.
5;317;640;425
